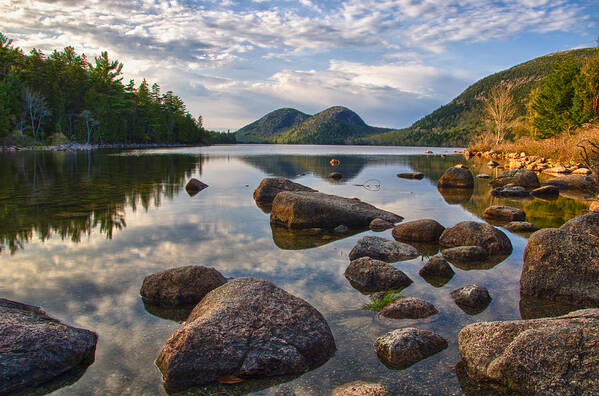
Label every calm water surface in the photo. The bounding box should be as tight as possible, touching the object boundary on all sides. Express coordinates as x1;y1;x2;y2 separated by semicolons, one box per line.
0;145;591;395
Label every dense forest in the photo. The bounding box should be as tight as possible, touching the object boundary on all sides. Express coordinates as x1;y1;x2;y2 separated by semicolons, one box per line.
0;33;218;145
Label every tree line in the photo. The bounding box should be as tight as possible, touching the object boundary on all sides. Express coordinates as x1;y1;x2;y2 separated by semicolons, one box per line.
0;32;218;145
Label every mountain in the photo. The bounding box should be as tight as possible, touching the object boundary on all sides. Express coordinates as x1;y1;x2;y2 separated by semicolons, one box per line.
235;108;310;143
235;106;390;144
355;48;596;147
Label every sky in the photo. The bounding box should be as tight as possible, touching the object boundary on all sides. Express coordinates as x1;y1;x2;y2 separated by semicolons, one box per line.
1;0;597;131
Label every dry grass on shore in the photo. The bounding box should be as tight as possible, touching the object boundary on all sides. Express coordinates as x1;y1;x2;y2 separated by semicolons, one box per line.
469;123;599;163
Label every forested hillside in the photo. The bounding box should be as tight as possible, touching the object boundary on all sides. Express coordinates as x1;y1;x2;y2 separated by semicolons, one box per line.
0;33;208;145
235;108;310;143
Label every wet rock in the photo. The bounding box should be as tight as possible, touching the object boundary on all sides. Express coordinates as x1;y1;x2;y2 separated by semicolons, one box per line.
391;219;445;242
438;165;474;188
530;185;559;198
369;218;395;232
442;246;489;262
156;278;335;392
140;265;227;306
349;236;419;262
396;172;424;180
458;309;599;395
329;172;343;180
490;184;530;198
0;298;98;394
344;257;412;293
476;173;490;179
379;297;438;319
521;227;599;306
544;174;598;193
482;205;526;222
559;211;599;238
253;178;316;204
504;221;540;233
374;328;448;369
185;178;209;196
419;256;455;281
332;381;391;396
271;191;403;229
489;168;540;188
439;221;512;256
334;225;349;233
451;284;492;314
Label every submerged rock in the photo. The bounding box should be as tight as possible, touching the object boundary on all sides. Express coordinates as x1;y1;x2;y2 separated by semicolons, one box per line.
544;174;598;193
482;205;526;222
458;309;599;395
391;219;445;242
379;297;438;319
438;165;474;188
369;218;395;232
270;191;403;229
0;299;98;394
439;221;512;256
344;257;412;293
451;285;492;314
396;172;424;180
530;185;559;198
332;381;391;396
490;184;530;197
489;168;540;188
140;265;227;306
253;177;316;204
185;178;209;196
375;328;448;369
442;246;489;262
504;221;540;233
156;278;335;392
419;256;455;287
349;236;419;262
329;172;343;180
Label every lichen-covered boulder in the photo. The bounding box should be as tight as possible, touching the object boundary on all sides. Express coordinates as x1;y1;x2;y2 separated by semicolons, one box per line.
439;221;512;256
458;309;599;395
0;299;97;394
451;284;492;314
559;211;599;238
375;328;448;369
379;297;438;319
391;219;445;242
489;168;540;188
156;278;335;392
349;236;419;262
344;257;412;293
140;265;227;306
253;178;316;204
438;165;474;188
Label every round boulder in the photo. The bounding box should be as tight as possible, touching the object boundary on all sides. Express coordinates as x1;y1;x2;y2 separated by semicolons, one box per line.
349;236;419;262
438;165;474;188
369;218;395;232
441;246;489;262
451;284;492;314
490;184;530;198
483;205;526;222
439;221;512;256
419;256;455;287
140;265;227;306
344;257;412;293
530;185;559;199
379;297;438;319
489;168;540;188
374;328;448;369
391;219;445;242
544;175;598;193
156;278;336;392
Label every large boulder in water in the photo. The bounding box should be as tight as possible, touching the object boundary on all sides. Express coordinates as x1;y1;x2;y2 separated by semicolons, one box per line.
0;298;97;394
375;328;448;369
271;191;402;229
391;219;445;242
344;257;412;293
439;221;512;256
253;177;316;204
156;278;335;392
349;236;419;262
544;174;598;193
482;205;526;222
489;168;540;188
521;214;599;306
437;165;474;188
140;265;227;306
185;178;208;196
458;309;599;395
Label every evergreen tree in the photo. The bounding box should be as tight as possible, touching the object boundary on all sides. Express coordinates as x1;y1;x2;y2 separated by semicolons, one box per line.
573;47;599;124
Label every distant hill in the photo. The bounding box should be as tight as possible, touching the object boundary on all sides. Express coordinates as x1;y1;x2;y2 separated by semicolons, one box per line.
354;48;596;147
235;108;310;143
235;106;390;144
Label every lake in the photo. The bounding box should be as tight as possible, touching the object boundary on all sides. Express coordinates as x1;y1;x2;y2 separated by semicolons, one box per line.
0;144;590;395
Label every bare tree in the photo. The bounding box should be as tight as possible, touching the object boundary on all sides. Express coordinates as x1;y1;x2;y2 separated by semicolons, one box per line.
482;82;517;145
578;139;599;183
80;110;100;144
24;88;51;141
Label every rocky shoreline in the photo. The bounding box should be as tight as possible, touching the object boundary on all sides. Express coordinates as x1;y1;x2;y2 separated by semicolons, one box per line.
0;142;204;152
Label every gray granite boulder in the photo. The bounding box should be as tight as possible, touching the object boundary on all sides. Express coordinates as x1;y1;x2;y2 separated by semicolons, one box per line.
344;257;412;293
349;236;419;262
379;297;438;319
253;178;316;204
451;284;492;314
442;246;489;262
375;328;448;369
439;221;512;256
391;219;445;242
489;168;540;188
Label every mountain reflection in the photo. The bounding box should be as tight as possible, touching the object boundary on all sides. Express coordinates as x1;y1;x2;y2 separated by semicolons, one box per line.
0;151;201;254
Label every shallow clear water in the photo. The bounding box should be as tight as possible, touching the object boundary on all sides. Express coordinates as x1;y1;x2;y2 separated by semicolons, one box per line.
0;145;591;395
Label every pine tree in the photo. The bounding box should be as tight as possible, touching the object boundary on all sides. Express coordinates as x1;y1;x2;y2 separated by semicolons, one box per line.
572;47;599;124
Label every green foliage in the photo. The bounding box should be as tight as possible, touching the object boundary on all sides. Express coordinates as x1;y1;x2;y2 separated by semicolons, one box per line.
207;131;236;144
573;48;599;124
362;292;403;312
532;55;580;139
0;32;208;145
235;108;310;143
